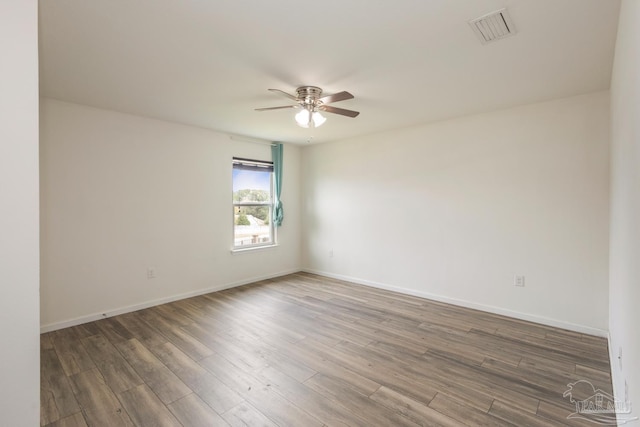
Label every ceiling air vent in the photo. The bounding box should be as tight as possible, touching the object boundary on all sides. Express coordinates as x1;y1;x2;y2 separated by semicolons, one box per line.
469;8;516;44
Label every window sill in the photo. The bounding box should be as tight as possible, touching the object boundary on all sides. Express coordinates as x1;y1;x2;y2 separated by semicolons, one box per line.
231;244;278;255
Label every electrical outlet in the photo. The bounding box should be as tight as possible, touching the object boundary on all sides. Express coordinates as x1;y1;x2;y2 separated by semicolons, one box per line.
147;268;156;279
514;275;525;287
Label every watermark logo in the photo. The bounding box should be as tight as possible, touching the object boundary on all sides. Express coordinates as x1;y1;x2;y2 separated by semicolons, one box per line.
563;380;637;425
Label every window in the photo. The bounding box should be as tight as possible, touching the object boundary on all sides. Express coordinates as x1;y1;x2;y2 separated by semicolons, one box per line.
232;157;275;249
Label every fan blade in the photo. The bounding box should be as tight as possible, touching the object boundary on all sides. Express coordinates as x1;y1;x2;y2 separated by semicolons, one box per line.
255;105;296;111
319;91;354;104
268;89;298;101
320;105;360;118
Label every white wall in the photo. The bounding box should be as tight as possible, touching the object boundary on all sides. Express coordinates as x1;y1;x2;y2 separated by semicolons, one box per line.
40;99;302;329
302;92;610;334
0;0;40;425
609;0;640;420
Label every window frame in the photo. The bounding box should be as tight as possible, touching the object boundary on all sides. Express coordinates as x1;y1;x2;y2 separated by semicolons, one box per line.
231;157;276;251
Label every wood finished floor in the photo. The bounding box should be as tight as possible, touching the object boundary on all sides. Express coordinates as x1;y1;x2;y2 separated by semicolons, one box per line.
41;273;613;427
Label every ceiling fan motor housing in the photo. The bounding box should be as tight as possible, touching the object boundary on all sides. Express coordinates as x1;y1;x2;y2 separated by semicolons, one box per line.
296;86;323;109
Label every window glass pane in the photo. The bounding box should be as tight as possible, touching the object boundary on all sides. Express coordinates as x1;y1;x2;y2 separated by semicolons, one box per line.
232;164;273;248
234;206;272;247
233;169;271;202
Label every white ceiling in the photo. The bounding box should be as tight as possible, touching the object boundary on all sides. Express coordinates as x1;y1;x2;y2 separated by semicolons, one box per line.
39;0;620;144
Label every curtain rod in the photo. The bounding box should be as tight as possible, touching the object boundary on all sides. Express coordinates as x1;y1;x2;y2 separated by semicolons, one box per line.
229;134;278;146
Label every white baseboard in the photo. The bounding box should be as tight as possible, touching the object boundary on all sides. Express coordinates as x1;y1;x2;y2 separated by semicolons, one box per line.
40;268;300;333
302;268;609;337
43;266;608;338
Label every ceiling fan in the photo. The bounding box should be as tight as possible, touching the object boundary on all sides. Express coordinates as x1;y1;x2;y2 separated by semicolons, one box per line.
255;86;360;128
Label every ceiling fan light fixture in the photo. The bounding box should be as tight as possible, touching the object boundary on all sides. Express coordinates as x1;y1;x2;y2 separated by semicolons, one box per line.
295;108;326;128
312;111;326;127
295;109;311;128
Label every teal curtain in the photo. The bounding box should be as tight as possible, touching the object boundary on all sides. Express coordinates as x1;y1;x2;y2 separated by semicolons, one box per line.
271;143;284;226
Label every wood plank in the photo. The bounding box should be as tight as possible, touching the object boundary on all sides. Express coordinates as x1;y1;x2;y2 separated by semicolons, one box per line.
115;338;191;404
41;347;66;383
259;333;381;396
43;412;87;427
41;333;55;350
41;373;81;422
574;363;612;390
151;302;197;326
70;323;101;339
151;341;231;396
68;368;134;427
114;312;168;348
369;386;464;427
50;328;95;376
199;352;324;427
327;340;454;407
41;348;81;424
211;325;318;383
428;356;540;414
221;402;279;427
167;393;230;427
304;373;421;427
489;400;557;427
81;334;143;393
480;357;582;403
536;400;611;427
118;384;182;427
93;317;135;344
40;380;60;426
138;309;214;360
183;323;272;373
428;393;513;427
254;365;370;427
198;386;246;416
